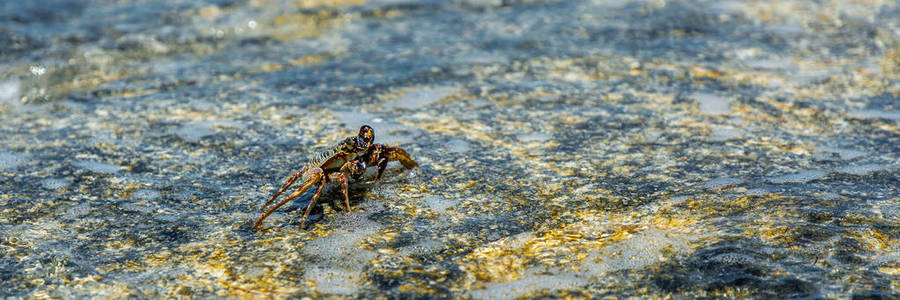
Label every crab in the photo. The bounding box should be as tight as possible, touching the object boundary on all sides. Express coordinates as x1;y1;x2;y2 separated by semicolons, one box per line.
253;125;418;230
253;125;373;230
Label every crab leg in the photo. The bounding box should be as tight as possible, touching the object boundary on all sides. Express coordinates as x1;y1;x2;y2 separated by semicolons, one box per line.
374;158;389;181
374;146;419;181
253;168;322;230
299;177;329;229
329;172;352;212
260;167;306;211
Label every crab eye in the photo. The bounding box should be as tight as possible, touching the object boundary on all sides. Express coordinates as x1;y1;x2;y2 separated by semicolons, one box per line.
358;125;374;142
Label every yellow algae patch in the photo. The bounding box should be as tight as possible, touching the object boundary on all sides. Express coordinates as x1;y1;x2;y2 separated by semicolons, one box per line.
143;250;173;268
259;63;283;72
79;282;136;299
154;231;326;297
740;135;817;155
196;5;223;20
747;225;795;244
290;54;333;66
882;43;900;76
687;65;724;80
465;246;528;282
550;112;588;126
362;230;400;250
651;214;698;230
880;266;900;276
399;116;499;147
727;68;791;88
294;0;366;9
631;91;676;105
852;228;897;254
400;108;575;179
732;98;835;135
742;2;807;24
103;236;136;251
397;281;439;295
601;93;624;103
268;12;343;41
461;208;708;288
186;246;305;296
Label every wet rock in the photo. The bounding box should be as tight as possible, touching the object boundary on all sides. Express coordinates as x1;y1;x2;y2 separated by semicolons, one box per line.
2;0;900;298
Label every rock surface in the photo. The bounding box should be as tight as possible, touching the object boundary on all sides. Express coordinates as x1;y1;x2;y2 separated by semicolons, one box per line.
1;0;899;298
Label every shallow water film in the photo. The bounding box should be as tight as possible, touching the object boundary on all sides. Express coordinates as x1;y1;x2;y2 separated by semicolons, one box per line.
2;0;900;298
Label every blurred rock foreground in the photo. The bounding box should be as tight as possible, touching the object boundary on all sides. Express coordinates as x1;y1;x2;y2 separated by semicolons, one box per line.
1;0;899;298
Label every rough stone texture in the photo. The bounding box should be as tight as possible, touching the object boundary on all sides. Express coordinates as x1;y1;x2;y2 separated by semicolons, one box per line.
1;0;899;298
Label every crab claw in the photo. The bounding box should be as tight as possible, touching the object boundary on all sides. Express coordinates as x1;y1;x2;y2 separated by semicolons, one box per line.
364;144;418;181
386;146;419;170
348;159;367;180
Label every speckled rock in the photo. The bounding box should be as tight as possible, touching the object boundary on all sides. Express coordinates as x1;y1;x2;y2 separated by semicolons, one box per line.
1;0;899;298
